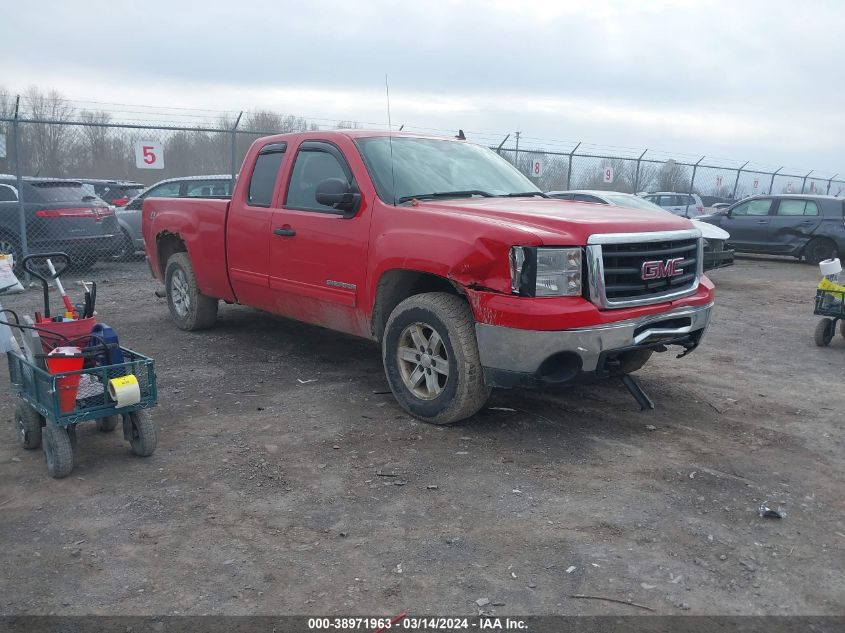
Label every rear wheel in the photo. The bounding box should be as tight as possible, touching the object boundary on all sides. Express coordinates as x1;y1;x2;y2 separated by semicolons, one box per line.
114;228;139;261
165;252;218;330
815;318;835;347
804;238;837;265
15;402;43;450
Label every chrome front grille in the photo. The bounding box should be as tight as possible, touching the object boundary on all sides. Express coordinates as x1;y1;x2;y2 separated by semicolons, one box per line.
586;229;703;308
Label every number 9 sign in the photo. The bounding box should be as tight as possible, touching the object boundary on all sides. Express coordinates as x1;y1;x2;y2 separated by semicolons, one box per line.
134;141;164;169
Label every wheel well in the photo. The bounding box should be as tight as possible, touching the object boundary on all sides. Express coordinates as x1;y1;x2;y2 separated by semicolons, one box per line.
157;232;187;275
371;270;463;342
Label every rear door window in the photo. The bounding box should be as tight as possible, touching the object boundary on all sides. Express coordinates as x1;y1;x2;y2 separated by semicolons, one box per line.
777;200;809;216
248;143;287;207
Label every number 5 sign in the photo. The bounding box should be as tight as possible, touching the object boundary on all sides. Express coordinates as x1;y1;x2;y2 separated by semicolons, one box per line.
134;141;164;169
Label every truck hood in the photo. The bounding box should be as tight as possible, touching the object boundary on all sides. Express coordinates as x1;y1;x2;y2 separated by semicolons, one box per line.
419;197;697;244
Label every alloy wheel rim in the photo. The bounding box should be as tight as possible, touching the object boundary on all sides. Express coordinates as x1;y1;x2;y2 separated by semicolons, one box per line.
171;269;190;316
396;322;449;400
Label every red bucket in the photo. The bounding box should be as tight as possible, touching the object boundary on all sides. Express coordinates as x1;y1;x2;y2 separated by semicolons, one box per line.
37;317;97;353
46;347;84;413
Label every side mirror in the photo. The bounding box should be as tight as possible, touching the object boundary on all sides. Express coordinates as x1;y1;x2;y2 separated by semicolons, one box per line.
315;178;361;216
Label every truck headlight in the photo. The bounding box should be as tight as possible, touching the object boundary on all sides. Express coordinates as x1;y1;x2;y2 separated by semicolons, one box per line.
509;246;582;297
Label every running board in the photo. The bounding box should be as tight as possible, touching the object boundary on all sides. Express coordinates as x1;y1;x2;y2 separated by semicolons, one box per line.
621;374;655;411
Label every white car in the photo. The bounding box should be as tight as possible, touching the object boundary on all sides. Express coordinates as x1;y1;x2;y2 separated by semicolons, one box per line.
546;190;734;270
641;191;706;217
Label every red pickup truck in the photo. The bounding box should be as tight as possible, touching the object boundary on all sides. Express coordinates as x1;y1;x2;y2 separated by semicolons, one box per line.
143;131;714;423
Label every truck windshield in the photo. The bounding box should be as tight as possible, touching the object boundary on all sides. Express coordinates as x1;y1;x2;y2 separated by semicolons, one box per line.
355;137;541;205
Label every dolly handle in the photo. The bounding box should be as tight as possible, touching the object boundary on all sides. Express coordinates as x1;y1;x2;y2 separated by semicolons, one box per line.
23;253;71;319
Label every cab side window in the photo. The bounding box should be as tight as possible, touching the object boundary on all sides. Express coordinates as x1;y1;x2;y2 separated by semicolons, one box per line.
286;146;351;212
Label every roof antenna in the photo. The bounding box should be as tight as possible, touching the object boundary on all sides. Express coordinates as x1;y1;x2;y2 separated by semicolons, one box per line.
385;74;396;206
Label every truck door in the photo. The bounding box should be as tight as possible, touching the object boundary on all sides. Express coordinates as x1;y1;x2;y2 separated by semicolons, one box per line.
721;198;774;251
226;142;287;311
767;198;823;255
268;140;370;337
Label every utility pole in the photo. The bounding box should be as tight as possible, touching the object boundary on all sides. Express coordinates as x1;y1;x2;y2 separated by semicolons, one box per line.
514;131;521;172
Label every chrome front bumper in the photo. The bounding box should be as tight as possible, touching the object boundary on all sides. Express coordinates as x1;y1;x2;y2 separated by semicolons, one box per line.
475;302;713;386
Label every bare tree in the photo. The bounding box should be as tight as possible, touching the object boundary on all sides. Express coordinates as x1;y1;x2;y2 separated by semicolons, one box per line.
22;86;75;176
655;160;691;192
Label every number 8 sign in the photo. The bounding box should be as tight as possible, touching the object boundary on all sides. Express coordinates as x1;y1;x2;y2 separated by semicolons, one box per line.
134;141;164;169
531;159;543;178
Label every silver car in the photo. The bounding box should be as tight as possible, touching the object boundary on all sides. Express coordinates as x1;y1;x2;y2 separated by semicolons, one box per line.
641;191;705;217
115;175;233;259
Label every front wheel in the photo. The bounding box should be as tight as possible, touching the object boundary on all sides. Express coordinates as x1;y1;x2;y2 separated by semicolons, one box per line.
42;423;74;478
123;410;157;456
815;318;835;347
382;292;491;425
165;252;218;330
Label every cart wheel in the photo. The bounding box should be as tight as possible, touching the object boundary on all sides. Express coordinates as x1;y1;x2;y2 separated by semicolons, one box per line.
814;318;835;347
42;423;74;479
96;416;120;433
15;402;44;450
125;410;156;457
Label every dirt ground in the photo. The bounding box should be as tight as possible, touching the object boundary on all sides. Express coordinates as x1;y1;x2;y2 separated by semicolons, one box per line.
0;256;843;617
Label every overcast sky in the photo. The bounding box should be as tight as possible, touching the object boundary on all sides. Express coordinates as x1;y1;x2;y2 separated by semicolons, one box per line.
3;0;843;173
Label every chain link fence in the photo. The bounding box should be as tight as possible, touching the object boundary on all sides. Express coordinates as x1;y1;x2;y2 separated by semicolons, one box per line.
494;146;845;201
1;100;844;290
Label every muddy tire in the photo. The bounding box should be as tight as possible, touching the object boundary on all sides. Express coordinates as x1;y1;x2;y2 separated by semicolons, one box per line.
42;423;74;479
804;238;837;265
815;318;835;347
96;416;119;433
125;410;157;457
382;292;491;425
16;402;43;450
165;252;218;331
840;320;845;339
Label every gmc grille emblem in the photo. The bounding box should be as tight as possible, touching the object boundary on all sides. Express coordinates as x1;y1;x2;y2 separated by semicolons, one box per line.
641;257;684;280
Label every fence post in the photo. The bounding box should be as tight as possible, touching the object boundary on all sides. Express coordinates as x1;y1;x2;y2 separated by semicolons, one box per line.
634;149;647;192
731;161;748;199
689;156;704;194
230;111;243;188
514;131;521;173
827;174;838;195
768;167;783;195
566;142;581;190
800;170;813;194
12;96;28;262
495;134;510;156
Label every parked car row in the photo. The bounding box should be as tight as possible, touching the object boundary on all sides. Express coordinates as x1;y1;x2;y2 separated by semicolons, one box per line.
0;175;233;269
547;190;735;271
0;176;121;272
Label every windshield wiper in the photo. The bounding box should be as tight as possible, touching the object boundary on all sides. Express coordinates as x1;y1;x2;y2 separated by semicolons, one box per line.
396;190;495;204
504;191;549;198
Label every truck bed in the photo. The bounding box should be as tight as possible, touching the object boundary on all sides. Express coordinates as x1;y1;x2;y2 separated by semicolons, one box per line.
142;197;235;302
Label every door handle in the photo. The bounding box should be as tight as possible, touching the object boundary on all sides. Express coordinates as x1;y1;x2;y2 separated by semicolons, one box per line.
756;220;767;224
273;227;296;237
